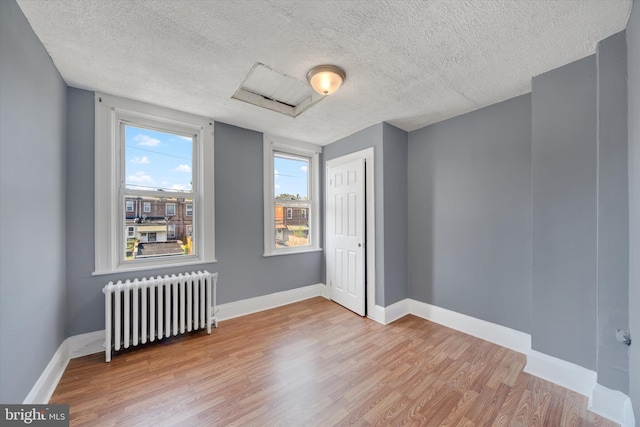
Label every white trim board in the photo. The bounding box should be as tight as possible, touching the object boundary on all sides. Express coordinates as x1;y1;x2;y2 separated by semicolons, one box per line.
216;283;328;321
525;351;635;427
23;340;69;404
524;350;597;397
378;298;531;355
590;384;636;427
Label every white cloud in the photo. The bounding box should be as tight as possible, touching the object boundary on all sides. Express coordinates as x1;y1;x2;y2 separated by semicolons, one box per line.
275;184;281;189
133;134;161;147
300;166;308;172
169;184;188;191
130;156;150;164
178;136;192;142
174;164;191;172
127;171;154;184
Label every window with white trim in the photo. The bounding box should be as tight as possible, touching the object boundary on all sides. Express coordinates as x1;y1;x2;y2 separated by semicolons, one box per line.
186;204;193;216
263;135;321;256
94;93;215;274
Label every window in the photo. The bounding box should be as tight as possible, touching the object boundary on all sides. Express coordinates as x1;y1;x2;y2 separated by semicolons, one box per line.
186;204;193;216
94;93;215;274
127;226;135;238
263;135;321;256
186;225;193;236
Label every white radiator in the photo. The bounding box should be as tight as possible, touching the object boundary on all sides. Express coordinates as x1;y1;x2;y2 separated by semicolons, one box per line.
102;270;218;362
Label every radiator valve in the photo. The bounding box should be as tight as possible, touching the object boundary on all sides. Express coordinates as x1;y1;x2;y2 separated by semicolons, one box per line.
616;329;631;346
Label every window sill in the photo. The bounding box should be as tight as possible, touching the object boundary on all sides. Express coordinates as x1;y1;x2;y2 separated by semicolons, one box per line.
263;247;323;257
92;258;217;276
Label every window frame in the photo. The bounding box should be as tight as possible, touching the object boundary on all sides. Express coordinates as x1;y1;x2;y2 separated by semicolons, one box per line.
263;135;321;256
186;203;193;217
143;202;151;213
125;200;134;212
94;93;215;275
166;203;176;216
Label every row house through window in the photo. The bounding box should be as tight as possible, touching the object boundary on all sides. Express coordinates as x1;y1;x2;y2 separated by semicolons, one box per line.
125;197;193;258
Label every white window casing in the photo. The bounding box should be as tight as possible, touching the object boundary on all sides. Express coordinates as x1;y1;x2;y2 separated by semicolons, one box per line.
263;135;321;256
94;93;215;274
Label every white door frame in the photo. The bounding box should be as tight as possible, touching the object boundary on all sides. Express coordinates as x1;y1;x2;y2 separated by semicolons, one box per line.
325;147;375;318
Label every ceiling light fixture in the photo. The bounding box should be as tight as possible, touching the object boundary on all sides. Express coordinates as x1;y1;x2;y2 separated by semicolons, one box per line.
306;65;346;95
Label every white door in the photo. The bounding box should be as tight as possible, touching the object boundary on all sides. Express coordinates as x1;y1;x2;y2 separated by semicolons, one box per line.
326;157;365;316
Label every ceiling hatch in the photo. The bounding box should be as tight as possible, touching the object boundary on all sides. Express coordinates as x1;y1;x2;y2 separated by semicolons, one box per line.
232;63;325;117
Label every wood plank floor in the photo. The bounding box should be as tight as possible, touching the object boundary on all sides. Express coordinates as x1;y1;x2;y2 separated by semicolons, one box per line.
51;297;617;426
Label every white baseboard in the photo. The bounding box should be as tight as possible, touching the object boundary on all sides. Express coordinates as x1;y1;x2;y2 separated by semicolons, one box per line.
68;330;105;358
216;283;327;321
23;340;69;404
407;299;531;355
384;299;409;324
524;350;597;398
589;384;636;427
369;305;386;325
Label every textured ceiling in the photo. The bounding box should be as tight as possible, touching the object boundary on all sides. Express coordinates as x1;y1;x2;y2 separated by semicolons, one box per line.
17;0;632;145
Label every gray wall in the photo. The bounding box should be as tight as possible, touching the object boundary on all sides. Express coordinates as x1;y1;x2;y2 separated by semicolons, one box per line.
213;122;323;303
65;92;323;336
627;0;640;416
407;94;533;334
382;124;408;305
596;32;630;394
323;123;409;307
531;56;598;370
0;0;67;403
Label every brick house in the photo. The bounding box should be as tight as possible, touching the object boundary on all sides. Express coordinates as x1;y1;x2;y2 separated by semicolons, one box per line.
125;197;193;246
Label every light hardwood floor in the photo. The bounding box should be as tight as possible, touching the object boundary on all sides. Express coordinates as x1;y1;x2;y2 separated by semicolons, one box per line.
51;297;617;426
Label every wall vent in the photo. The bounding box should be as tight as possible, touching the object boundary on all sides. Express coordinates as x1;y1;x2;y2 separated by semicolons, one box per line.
232;63;325;117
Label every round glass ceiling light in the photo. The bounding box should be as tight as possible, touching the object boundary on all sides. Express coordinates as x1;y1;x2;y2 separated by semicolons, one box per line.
307;65;346;95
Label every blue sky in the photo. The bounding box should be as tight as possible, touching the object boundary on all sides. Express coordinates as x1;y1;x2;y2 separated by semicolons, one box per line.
274;155;308;199
125;125;193;192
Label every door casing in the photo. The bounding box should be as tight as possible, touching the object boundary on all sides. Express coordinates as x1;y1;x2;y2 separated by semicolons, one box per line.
325;147;376;318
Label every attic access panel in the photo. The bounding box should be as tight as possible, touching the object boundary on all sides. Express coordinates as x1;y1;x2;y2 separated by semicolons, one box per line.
232;63;325;117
